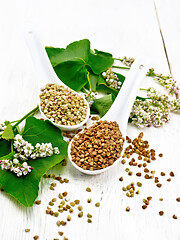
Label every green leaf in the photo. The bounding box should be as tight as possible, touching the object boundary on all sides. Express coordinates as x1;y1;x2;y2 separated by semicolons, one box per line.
45;39;90;67
90;109;99;114
0;152;15;160
91;94;115;117
97;75;119;96
2;124;14;140
86;72;99;91
4;121;10;126
46;39;114;91
88;53;114;75
94;49;113;58
0;139;11;157
54;60;88;91
45;47;64;67
97;73;125;96
0;117;68;207
116;72;126;85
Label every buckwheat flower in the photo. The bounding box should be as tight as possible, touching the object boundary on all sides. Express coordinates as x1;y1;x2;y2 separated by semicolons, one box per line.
13;141;21;149
23;143;34;157
22;162;28;168
107;69;111;74
13;167;20;174
14;153;20;159
10;166;15;172
3;160;11;170
39;143;46;151
40;152;47;158
19;154;28;161
54;147;60;154
102;72;106;78
23;165;33;175
13;159;19;164
30;153;36;159
102;68;121;90
35;143;41;149
118;56;135;67
45;143;53;149
21;139;27;146
46;149;53;157
14;134;23;143
0;163;5;170
171;98;180;111
130;87;179;128
17;171;23;177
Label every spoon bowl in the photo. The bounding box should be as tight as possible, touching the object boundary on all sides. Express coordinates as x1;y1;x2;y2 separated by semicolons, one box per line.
24;30;90;131
68;58;150;174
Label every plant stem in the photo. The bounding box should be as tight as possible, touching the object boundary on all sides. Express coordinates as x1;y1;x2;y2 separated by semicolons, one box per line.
11;141;13;152
87;72;92;93
140;88;149;91
12;106;39;129
113;58;123;61
112;65;130;70
10;120;19;124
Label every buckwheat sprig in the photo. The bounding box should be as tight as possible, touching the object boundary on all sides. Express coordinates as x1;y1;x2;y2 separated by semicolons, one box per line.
102;68;122;90
147;68;180;98
0;159;32;177
130;88;179;128
0;134;60;177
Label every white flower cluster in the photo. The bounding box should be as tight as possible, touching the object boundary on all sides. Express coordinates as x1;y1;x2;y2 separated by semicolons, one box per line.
0;134;60;177
0;159;32;177
154;76;180;97
147;68;180;98
172;99;180;113
102;68;121;90
84;91;97;106
119;56;135;67
130;88;180;128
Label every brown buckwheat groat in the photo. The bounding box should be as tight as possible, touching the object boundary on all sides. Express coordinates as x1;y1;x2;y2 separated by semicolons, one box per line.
71;120;124;170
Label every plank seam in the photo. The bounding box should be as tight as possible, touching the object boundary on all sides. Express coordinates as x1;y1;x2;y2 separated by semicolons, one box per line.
153;0;172;75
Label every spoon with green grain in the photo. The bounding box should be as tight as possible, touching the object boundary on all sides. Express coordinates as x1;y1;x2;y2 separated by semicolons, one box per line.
24;30;90;131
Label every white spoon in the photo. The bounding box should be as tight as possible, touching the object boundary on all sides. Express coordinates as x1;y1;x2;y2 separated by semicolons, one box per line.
68;58;150;175
24;30;90;131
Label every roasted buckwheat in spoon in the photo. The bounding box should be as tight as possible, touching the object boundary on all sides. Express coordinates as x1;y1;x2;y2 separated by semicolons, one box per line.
24;30;90;131
68;59;149;174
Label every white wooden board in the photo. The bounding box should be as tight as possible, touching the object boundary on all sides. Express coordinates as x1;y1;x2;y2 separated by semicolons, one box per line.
0;0;180;240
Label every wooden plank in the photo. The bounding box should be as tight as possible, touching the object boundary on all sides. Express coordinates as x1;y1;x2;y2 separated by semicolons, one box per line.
154;0;180;81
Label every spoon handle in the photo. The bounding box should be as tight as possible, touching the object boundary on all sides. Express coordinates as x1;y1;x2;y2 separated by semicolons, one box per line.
24;30;64;89
102;57;150;135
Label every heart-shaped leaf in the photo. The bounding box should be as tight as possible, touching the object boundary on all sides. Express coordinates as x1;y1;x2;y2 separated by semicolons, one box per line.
2;124;14;140
0;117;68;207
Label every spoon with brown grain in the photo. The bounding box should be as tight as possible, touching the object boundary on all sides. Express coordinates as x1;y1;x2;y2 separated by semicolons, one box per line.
68;58;150;175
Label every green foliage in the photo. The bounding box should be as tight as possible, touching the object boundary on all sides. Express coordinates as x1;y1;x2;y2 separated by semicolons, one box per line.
91;94;115;117
54;60;88;91
0;117;68;207
88;53;114;75
46;39;90;67
93;49;113;58
0;152;15;160
45;39;114;91
96;73;125;97
97;75;119;96
86;72;99;91
2;124;14;140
